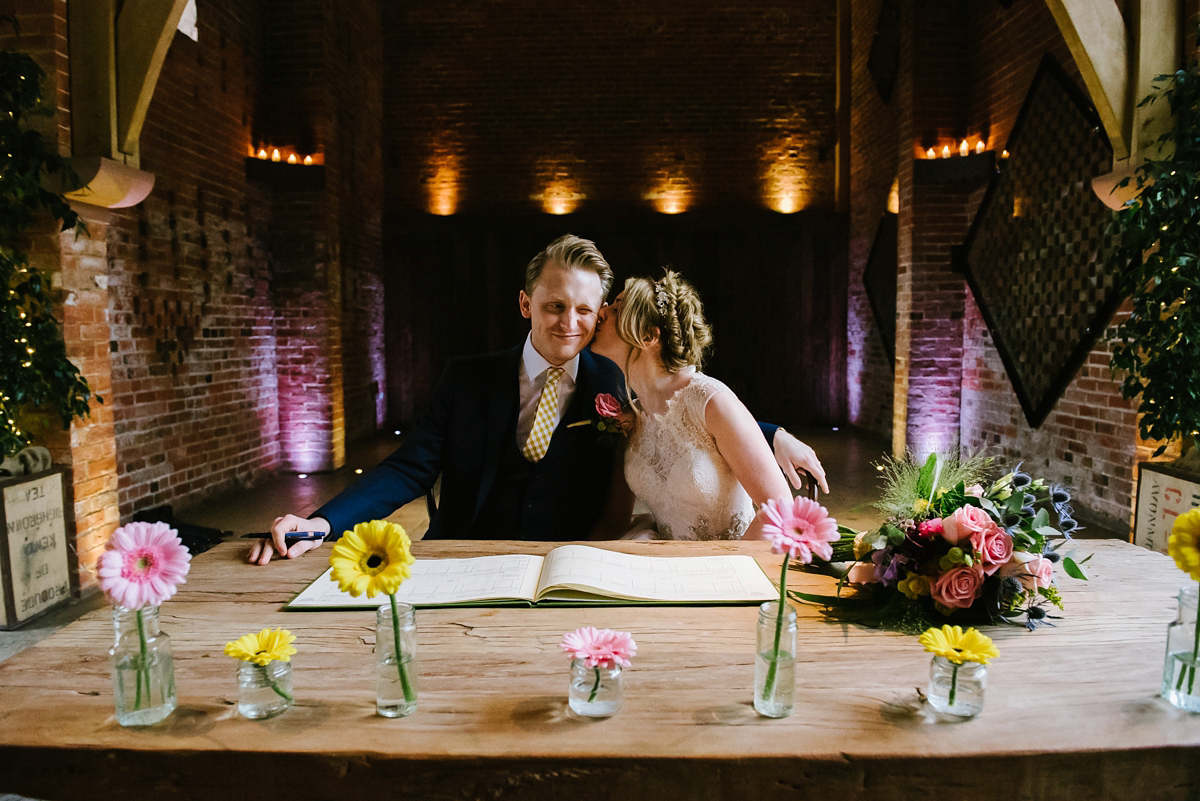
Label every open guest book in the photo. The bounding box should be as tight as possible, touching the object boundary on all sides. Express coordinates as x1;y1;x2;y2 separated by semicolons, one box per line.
285;544;778;608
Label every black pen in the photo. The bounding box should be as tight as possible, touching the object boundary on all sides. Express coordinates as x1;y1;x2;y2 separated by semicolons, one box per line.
242;531;326;540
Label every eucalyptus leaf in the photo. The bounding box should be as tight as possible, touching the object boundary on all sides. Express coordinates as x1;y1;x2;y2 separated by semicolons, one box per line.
1061;557;1089;581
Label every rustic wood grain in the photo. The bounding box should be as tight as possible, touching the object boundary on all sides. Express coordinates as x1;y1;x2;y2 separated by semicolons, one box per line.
0;539;1197;800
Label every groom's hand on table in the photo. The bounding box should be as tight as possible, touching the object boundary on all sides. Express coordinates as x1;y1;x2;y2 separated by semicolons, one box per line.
772;429;830;495
247;514;331;565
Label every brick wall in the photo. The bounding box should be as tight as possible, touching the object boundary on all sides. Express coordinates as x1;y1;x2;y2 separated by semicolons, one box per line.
5;0;386;551
381;0;839;215
328;0;385;443
847;0;898;438
3;1;118;590
848;0;1146;532
957;0;1142;532
107;0;284;517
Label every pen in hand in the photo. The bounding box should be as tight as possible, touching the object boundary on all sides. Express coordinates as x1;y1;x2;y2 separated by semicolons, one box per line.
242;531;326;541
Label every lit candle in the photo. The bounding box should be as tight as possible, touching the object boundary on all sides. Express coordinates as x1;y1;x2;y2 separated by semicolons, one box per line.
1001;149;1010;159
926;147;935;159
941;145;950;159
303;155;313;166
257;149;268;160
975;140;985;154
271;148;281;162
959;140;969;157
287;154;298;164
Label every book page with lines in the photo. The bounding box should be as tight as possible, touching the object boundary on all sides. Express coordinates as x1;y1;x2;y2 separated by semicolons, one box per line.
285;554;544;608
535;545;776;602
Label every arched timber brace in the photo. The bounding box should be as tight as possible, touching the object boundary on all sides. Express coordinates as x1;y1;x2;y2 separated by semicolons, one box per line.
69;0;190;166
1045;0;1181;166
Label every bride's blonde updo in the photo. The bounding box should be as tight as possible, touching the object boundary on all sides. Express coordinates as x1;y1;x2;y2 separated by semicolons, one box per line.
616;269;713;372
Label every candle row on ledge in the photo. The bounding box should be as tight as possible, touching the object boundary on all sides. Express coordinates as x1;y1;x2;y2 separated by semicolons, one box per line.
252;148;319;166
924;139;986;159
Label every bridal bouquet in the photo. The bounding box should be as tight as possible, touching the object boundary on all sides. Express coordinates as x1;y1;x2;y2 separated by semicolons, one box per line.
799;453;1088;632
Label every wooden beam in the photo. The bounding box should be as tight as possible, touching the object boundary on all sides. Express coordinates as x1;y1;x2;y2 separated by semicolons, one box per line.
1130;0;1182;162
67;0;118;160
115;0;190;158
1046;0;1131;159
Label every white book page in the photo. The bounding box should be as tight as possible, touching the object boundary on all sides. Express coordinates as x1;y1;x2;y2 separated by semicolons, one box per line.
286;554;545;608
536;545;776;602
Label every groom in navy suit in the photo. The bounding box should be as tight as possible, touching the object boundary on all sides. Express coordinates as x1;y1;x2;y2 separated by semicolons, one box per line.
249;235;826;564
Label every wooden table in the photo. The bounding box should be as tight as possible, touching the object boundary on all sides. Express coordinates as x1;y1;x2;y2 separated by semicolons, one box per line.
0;539;1197;801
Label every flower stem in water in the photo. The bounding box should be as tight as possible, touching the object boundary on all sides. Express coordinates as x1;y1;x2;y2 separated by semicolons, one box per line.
390;594;416;703
260;663;293;701
761;556;790;703
135;608;149;710
588;666;602;703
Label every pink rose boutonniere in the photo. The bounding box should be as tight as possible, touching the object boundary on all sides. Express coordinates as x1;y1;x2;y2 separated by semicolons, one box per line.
566;393;634;443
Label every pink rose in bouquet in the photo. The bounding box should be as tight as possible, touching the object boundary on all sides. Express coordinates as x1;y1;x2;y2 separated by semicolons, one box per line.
941;506;993;546
969;523;1013;575
846;561;878;585
1001;551;1055;591
931;563;985;609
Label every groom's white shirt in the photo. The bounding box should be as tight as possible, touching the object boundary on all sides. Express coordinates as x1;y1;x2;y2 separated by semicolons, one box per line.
515;333;580;448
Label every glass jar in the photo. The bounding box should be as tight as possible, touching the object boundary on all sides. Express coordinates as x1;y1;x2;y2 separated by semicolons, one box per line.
1162;583;1200;712
237;660;294;719
927;656;987;718
568;658;623;716
376;600;418;717
754;601;797;718
109;604;176;726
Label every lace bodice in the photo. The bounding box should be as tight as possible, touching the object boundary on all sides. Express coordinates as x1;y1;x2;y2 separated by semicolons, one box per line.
624;372;753;540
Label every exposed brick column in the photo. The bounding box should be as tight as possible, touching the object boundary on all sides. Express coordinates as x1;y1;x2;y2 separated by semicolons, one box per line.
265;0;351;474
892;0;972;460
6;1;118;592
53;208;120;591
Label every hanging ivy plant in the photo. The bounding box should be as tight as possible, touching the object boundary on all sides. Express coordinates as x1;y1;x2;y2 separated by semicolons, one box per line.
0;17;97;459
1108;63;1200;460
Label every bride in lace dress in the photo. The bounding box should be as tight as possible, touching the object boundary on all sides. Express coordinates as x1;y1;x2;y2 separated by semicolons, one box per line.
589;270;792;540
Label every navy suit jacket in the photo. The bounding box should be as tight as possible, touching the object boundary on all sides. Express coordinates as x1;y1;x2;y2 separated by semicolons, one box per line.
314;343;780;541
315;345;625;540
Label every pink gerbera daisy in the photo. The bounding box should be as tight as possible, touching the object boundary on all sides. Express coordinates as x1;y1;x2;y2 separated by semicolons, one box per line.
560;626;637;669
97;522;192;609
759;496;839;564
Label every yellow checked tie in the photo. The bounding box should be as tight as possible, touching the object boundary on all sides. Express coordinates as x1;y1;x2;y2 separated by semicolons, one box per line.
522;367;564;462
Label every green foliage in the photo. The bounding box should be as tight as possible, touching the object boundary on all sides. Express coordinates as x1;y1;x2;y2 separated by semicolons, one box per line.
0;19;96;458
874;451;993;520
1108;64;1200;455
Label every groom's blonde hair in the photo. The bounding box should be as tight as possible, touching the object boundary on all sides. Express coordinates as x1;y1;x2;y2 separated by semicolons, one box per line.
525;234;613;296
617;269;712;372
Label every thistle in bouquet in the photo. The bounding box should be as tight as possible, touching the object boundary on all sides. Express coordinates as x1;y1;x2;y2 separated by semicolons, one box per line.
329;520;417;704
757;496;839;704
565;392;635;444
807;453;1088;632
97;522;191;719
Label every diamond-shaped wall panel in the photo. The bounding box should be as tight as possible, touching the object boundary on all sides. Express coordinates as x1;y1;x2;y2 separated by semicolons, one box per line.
962;55;1123;427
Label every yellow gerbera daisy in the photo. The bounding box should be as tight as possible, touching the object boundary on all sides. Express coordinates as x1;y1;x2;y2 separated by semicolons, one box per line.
918;625;1000;665
224;627;297;666
329;519;414;598
1168;509;1200;582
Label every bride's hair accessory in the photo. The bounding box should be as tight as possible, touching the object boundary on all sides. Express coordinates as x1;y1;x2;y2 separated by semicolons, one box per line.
653;281;670;317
